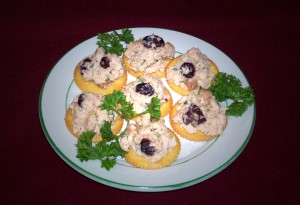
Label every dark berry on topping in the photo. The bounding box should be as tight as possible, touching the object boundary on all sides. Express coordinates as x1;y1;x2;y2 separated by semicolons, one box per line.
100;56;110;69
82;58;92;63
182;104;206;125
79;58;91;75
142;35;165;48
135;83;154;96
77;94;84;108
140;138;155;156
182;110;194;125
180;62;195;78
79;66;87;75
190;104;206;124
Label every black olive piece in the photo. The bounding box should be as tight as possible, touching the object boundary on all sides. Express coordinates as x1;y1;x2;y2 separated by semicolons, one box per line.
179;62;195;78
100;56;110;69
189;104;206;124
140;138;156;156
79;58;91;75
182;110;194;125
77;94;85;108
182;104;206;125
135;83;154;96
79;66;87;75
142;35;165;48
82;57;92;63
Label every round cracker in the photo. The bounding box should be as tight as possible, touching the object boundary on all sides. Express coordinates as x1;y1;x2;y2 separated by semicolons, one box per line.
160;88;173;118
122;55;169;79
169;102;218;141
74;63;127;95
124;128;181;170
166;56;219;96
64;108;123;143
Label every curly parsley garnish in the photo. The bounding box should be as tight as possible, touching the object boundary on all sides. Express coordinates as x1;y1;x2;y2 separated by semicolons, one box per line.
138;96;161;120
76;127;126;171
100;90;161;121
96;28;134;56
100;90;135;120
76;90;161;171
209;72;255;116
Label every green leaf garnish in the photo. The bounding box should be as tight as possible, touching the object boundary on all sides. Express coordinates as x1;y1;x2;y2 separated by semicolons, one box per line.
96;28;134;56
135;96;161;120
209;72;255;116
76;131;99;161
100;90;135;120
76;125;126;171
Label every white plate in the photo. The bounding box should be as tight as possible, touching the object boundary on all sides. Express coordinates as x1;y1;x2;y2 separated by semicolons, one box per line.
39;27;256;192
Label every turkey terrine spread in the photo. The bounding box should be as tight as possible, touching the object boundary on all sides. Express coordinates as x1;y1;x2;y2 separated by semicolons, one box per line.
124;35;175;73
122;74;170;114
79;47;124;88
120;119;177;162
69;92;118;135
167;47;215;90
173;89;227;136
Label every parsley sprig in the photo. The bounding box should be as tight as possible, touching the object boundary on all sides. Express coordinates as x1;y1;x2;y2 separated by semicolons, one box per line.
100;90;161;121
209;72;255;116
76;90;161;171
76;123;126;171
100;90;135;120
135;96;161;120
96;28;134;56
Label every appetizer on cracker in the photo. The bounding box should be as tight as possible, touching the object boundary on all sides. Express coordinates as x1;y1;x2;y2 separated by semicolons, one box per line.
65;92;123;143
120;119;180;169
170;89;227;141
123;34;175;78
121;74;172;122
74;47;127;95
166;47;218;95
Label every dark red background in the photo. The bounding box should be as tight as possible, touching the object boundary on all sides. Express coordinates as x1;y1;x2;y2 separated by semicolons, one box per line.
1;0;299;204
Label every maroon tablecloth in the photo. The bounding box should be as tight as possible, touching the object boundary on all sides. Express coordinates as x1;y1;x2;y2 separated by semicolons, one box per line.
2;0;299;204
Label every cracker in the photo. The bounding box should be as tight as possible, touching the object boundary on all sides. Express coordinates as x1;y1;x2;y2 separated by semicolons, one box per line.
160;88;173;118
169;102;218;141
122;55;169;78
74;63;127;95
131;87;173;121
64;108;123;143
166;56;219;96
124;128;181;170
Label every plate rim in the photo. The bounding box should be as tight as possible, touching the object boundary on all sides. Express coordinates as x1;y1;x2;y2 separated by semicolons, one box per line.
39;27;256;192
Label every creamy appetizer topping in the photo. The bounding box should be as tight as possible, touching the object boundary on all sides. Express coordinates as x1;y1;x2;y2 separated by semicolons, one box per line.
79;47;124;88
120;119;177;162
173;89;227;136
122;74;170;114
69;92;118;135
124;34;175;73
167;47;215;90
